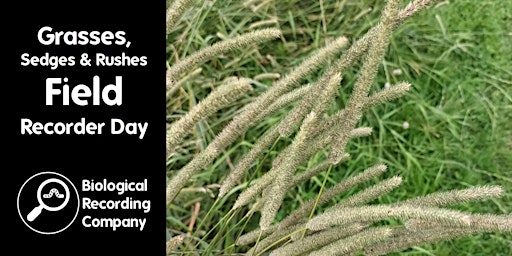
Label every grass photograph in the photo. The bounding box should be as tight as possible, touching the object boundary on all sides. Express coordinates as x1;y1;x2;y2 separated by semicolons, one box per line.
166;0;511;255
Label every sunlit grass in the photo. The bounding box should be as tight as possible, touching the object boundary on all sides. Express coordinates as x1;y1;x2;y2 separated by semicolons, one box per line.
167;0;512;255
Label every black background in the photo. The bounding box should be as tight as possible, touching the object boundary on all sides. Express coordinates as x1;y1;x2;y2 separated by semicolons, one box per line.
5;0;165;255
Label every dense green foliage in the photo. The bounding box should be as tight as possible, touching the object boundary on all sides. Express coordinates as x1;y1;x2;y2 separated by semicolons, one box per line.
167;0;511;254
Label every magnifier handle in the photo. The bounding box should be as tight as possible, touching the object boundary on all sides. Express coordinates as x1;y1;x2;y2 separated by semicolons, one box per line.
27;205;44;222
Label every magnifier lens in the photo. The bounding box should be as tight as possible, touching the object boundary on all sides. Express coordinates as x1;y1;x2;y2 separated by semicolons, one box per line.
38;178;70;211
28;178;71;222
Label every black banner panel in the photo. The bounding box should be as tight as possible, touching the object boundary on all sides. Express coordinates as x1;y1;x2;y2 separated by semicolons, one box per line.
5;1;165;255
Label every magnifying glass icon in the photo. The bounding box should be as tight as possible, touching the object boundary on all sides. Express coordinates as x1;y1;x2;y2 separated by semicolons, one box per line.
27;178;70;222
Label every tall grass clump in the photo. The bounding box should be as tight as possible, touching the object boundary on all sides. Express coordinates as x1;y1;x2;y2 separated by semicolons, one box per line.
166;0;511;255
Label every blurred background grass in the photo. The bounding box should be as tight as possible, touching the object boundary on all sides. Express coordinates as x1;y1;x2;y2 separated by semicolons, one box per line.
167;0;512;255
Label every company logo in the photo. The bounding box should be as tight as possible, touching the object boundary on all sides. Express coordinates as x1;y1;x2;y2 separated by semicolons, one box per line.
17;172;80;234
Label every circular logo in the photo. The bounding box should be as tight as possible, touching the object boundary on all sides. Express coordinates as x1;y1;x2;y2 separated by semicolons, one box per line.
17;172;80;234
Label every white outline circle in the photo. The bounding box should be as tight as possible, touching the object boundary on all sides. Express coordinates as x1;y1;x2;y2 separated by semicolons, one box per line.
17;172;80;235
